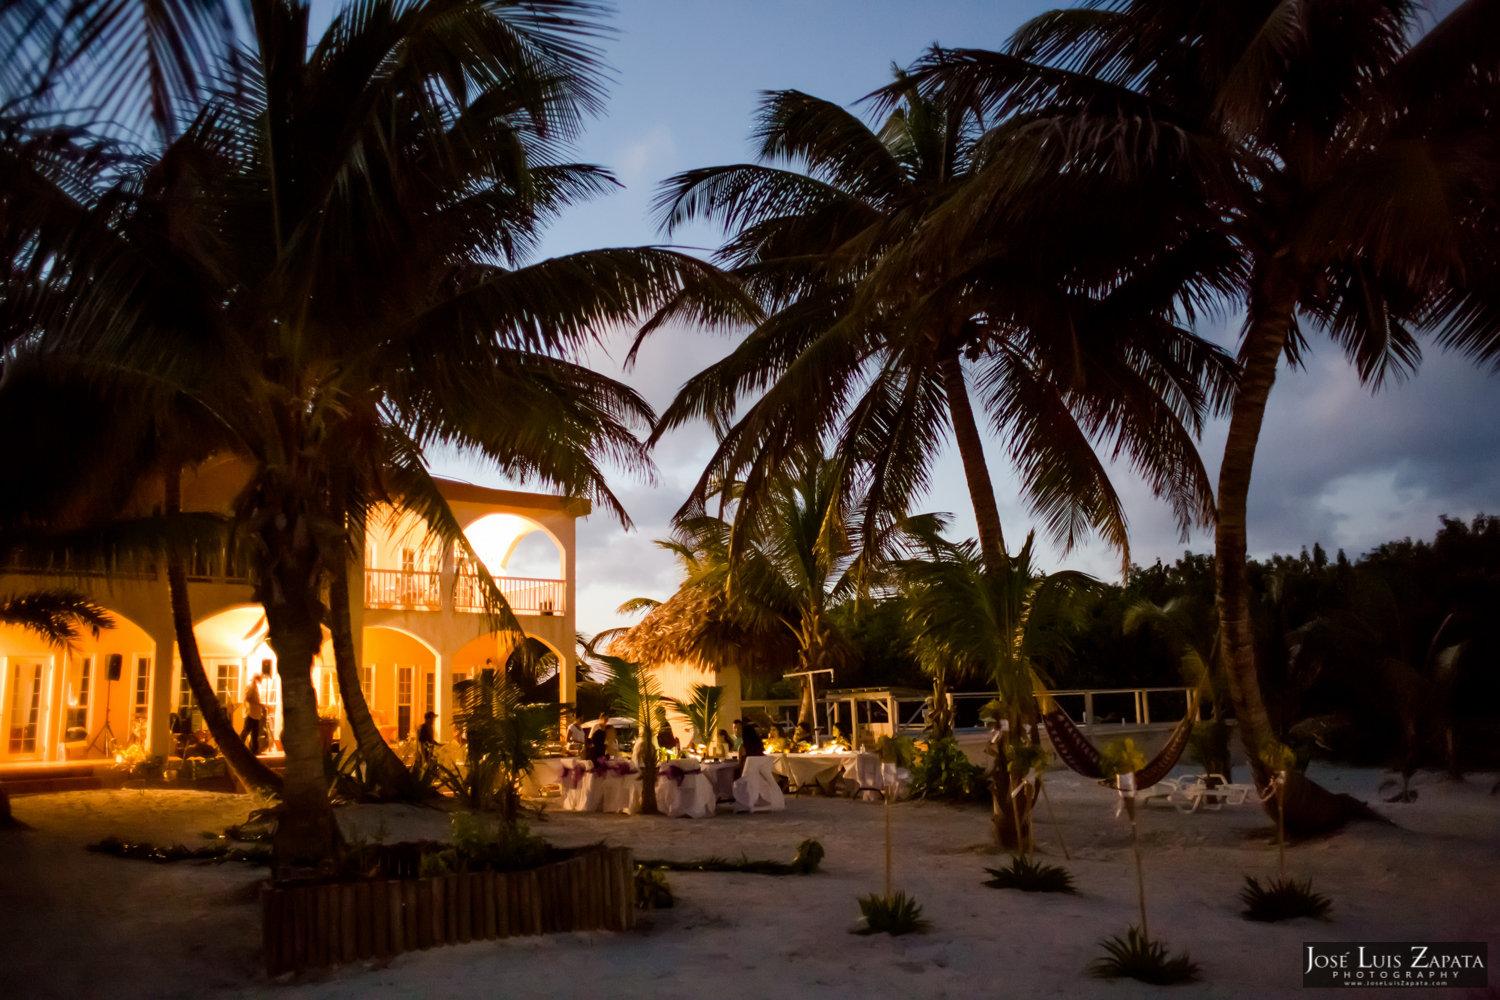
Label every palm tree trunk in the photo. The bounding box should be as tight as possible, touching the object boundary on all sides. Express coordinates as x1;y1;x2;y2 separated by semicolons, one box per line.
324;471;419;800
256;498;341;876
1216;270;1368;835
941;353;1006;571
327;561;420;800
1215;274;1293;782
640;735;659;815
164;469;281;793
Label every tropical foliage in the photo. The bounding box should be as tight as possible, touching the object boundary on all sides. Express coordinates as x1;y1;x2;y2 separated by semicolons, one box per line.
444;670;551;823
0;590;113;646
0;0;751;868
889;0;1500;831
896;521;1098;847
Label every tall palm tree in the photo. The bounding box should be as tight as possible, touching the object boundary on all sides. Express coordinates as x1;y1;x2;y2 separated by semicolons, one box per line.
646;81;1234;578
897;0;1500;831
897;521;1099;848
0;0;753;870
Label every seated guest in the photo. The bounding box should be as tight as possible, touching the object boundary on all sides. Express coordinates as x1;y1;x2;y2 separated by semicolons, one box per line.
734;718;765;759
710;729;732;759
655;707;679;754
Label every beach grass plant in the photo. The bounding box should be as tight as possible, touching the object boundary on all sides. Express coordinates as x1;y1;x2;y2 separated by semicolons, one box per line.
983;855;1076;893
634;867;675;909
1239;875;1333;922
854;892;931;936
1091;927;1200;985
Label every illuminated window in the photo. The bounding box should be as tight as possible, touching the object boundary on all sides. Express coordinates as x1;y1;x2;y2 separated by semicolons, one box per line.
134;657;151;719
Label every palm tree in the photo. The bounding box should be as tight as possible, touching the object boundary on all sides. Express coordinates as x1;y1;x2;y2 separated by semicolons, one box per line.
897;522;1099;849
647;81;1233;578
0;0;754;870
595;654;664;815
448;668;551;824
669;456;868;732
896;0;1500;831
1124;597;1231;777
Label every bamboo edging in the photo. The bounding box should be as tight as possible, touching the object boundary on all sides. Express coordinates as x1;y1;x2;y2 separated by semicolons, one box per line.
261;846;635;975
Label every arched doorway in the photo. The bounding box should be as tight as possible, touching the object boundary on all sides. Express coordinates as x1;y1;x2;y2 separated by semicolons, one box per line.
361;626;438;742
186;606;340;752
0;606;155;762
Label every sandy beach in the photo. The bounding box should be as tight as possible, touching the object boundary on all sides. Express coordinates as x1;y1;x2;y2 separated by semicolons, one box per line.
2;762;1496;1000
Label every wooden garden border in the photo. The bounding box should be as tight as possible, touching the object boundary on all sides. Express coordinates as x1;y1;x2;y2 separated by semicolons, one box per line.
260;846;634;974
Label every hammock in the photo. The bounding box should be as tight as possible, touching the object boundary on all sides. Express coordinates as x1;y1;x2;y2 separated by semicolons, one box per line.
1039;692;1199;790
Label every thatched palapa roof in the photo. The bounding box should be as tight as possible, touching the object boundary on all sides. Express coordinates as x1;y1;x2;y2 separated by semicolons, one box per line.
606;587;798;676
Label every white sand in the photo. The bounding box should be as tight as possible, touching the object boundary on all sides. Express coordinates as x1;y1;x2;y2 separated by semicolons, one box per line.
2;763;1497;999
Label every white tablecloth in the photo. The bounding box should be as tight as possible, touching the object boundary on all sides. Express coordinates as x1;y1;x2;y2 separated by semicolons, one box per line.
552;757;641;814
770;752;853;789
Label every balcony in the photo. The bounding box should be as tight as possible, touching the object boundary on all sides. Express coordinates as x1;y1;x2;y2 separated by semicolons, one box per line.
363;568;564;615
453;572;564;615
364;568;442;610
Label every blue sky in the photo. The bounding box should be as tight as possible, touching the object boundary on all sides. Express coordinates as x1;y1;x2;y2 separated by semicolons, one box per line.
395;1;1500;635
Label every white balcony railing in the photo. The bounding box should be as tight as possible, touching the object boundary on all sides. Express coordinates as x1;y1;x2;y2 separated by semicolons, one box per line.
364;568;442;610
363;568;565;616
453;572;564;615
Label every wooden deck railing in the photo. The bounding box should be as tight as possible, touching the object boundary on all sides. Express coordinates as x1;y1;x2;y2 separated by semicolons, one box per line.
453;573;564;615
363;568;565;615
364;569;442;610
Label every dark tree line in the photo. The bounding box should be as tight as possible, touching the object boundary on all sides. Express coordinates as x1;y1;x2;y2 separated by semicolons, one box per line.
827;515;1500;770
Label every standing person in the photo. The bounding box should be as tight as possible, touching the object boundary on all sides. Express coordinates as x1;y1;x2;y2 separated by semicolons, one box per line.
417;711;441;763
565;715;588;754
241;677;266;755
584;713;609;762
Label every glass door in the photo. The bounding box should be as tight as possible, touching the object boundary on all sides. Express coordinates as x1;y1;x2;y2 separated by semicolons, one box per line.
7;661;44;756
397;666;413;738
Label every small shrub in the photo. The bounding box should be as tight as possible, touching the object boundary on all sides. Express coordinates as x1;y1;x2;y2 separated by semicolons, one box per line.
791;838;825;874
1091;927;1200;985
635;866;675;909
854;892;931;936
1239;875;1332;922
910;736;989;803
983;855;1076;893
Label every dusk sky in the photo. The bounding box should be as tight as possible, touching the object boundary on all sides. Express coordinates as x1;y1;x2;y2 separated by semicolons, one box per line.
398;1;1500;636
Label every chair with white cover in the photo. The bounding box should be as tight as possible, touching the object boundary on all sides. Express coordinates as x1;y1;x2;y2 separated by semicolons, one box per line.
843;753;884;801
558;760;595;811
593;758;642;814
656;760;715;818
733;755;786;813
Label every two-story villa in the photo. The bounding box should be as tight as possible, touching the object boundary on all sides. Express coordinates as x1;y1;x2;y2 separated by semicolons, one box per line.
0;456;584;776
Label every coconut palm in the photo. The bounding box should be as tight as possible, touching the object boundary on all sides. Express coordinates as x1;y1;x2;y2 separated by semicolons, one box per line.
895;0;1500;831
897;521;1100;849
673;456;868;731
0;0;753;870
647;79;1235;577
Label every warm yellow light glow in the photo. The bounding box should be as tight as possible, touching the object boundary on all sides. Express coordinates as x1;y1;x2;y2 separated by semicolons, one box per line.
463;513;539;575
